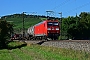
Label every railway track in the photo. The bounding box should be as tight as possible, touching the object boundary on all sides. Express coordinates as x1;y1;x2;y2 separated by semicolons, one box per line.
14;39;90;44
24;40;90;52
24;40;90;44
13;39;90;52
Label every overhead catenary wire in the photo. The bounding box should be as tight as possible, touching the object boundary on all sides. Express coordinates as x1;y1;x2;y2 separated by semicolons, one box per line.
50;0;90;17
64;1;90;16
42;0;73;17
50;0;76;17
43;0;90;17
52;0;71;10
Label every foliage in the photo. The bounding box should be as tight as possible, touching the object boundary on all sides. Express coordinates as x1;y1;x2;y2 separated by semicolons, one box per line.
62;12;90;40
0;20;13;49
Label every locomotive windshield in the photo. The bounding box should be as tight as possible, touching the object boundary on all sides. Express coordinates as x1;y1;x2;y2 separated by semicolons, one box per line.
47;22;59;26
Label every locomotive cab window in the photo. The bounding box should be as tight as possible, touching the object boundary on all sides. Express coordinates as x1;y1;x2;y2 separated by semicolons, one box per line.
47;22;53;26
53;22;59;26
47;22;59;26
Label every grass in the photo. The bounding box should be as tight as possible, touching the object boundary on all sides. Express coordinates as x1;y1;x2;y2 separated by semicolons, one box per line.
6;17;42;29
0;41;90;60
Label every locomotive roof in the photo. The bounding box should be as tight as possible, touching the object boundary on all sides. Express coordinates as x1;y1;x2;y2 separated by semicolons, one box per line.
34;21;45;26
46;19;59;22
34;19;59;26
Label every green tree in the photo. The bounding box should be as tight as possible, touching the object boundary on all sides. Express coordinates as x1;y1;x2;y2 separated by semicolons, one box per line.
62;16;78;39
79;12;90;39
62;12;90;40
0;20;13;49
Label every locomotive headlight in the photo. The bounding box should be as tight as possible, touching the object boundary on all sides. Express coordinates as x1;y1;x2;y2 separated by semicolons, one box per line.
48;28;51;30
56;28;59;30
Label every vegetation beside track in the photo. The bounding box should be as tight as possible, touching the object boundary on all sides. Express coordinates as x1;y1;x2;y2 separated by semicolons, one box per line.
7;41;27;49
0;41;90;60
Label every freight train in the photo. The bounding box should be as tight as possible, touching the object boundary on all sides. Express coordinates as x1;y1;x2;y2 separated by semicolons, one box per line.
27;19;60;40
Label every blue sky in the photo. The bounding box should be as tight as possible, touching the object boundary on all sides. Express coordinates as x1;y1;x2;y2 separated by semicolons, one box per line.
0;0;90;17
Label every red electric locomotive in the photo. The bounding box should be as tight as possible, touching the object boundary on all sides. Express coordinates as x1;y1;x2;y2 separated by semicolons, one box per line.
27;19;60;40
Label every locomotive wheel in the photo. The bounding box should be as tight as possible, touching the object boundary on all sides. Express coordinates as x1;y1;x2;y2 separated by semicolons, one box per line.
44;36;48;40
39;37;42;40
51;37;53;40
54;36;58;40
